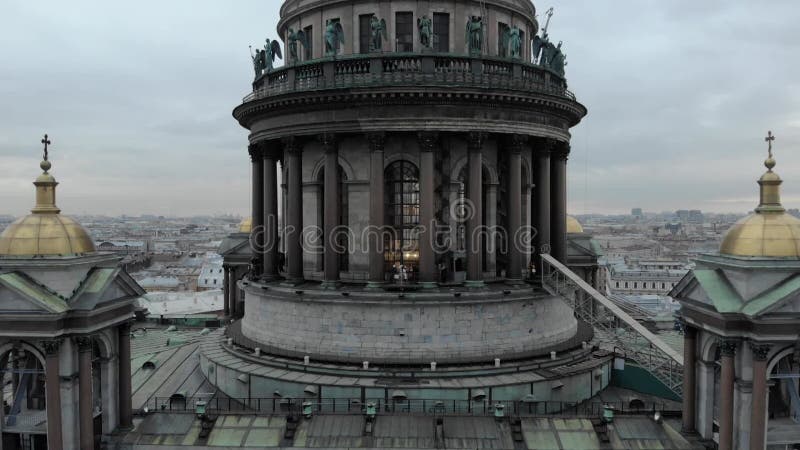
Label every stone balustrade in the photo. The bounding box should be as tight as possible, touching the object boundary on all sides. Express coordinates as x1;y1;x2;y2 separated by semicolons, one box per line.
243;53;574;103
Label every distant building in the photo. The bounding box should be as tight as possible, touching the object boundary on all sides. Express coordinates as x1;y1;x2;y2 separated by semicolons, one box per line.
606;259;688;295
687;209;703;223
631;207;643;218
197;254;224;290
676;209;690;222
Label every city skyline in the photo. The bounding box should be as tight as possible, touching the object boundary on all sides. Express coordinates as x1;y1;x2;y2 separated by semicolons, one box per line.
1;0;798;216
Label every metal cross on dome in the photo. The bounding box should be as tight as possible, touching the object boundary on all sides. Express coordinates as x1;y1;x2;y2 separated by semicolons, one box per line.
765;130;775;159
41;134;51;161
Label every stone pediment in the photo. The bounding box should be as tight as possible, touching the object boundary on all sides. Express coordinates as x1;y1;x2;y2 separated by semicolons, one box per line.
218;234;252;258
0;267;144;314
674;268;800;318
70;268;145;310
567;235;601;261
0;271;68;313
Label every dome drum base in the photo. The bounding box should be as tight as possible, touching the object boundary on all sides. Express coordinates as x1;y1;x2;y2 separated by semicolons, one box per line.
240;281;580;365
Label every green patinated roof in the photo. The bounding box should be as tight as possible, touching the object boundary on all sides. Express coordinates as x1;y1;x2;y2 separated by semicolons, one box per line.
691;269;800;317
0;272;68;313
692;269;743;314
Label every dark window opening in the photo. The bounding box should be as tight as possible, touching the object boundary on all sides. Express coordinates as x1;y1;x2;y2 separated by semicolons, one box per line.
433;13;449;52
303;25;313;60
396;12;414;52
359;14;372;54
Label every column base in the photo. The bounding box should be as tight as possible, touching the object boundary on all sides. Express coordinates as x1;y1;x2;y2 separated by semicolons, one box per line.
464;280;486;289
505;278;525;286
419;281;438;289
280;278;305;287
320;280;340;290
260;274;283;283
365;281;386;291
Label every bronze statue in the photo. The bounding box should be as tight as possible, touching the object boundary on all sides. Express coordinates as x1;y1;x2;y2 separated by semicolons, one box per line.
465;16;483;56
369;15;387;52
250;45;266;77
418;15;433;48
506;26;522;60
264;39;282;71
324;19;345;56
550;41;567;77
532;7;554;64
287;27;308;62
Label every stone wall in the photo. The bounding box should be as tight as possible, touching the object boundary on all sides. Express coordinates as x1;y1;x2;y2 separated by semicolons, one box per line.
241;285;578;364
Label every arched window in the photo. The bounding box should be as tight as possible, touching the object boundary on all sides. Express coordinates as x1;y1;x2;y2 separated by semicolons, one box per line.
385;160;420;278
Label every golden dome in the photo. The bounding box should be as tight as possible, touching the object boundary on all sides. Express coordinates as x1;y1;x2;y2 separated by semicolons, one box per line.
238;217;252;233
0;136;96;257
0;214;96;256
566;215;584;234
719;131;800;258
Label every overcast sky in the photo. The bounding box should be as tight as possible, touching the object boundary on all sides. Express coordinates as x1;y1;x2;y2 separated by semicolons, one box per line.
1;0;798;217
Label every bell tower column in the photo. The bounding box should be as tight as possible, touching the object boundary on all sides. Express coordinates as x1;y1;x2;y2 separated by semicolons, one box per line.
465;132;485;287
550;142;569;263
682;325;697;433
367;133;386;289
507;135;525;282
749;343;771;450
532;139;552;263
321;134;340;288
718;340;738;450
43;340;63;450
118;323;133;430
262;144;280;280
418;131;439;287
76;336;94;450
284;137;304;282
249;143;265;278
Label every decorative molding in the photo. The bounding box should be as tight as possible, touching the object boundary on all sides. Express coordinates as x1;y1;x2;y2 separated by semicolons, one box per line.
318;133;337;153
750;342;771;361
551;141;571;160
282;136;302;155
75;335;94;352
508;134;528;154
248;142;263;162
467;131;486;152
366;132;386;152
719;339;738;357
417;131;439;152
40;339;62;356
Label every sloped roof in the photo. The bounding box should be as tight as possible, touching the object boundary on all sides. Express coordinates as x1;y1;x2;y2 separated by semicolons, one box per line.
0;272;68;313
677;268;800;318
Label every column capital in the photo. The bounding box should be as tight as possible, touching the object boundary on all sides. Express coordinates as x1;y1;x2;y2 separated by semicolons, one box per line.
467;131;486;152
719;339;739;357
119;321;133;334
367;132;386;152
75;335;94;352
318;133;337;152
248;142;265;162
508;134;528;154
40;339;62;356
282;136;302;154
417;131;439;152
750;342;772;361
683;324;698;339
551;141;571;160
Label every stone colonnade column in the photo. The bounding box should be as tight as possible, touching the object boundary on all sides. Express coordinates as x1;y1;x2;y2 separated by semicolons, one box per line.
262;145;280;280
249;143;265;278
228;267;238;317
682;326;697;433
77;336;94;450
321;134;340;287
507;135;525;282
532;139;551;264
465;132;485;287
367;133;386;288
222;265;230;316
749;343;771;450
118;323;133;430
550;142;569;263
718;340;738;450
284;137;304;282
43;340;63;450
418;132;438;287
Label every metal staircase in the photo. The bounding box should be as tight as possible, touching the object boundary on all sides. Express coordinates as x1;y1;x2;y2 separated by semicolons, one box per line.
539;254;684;397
